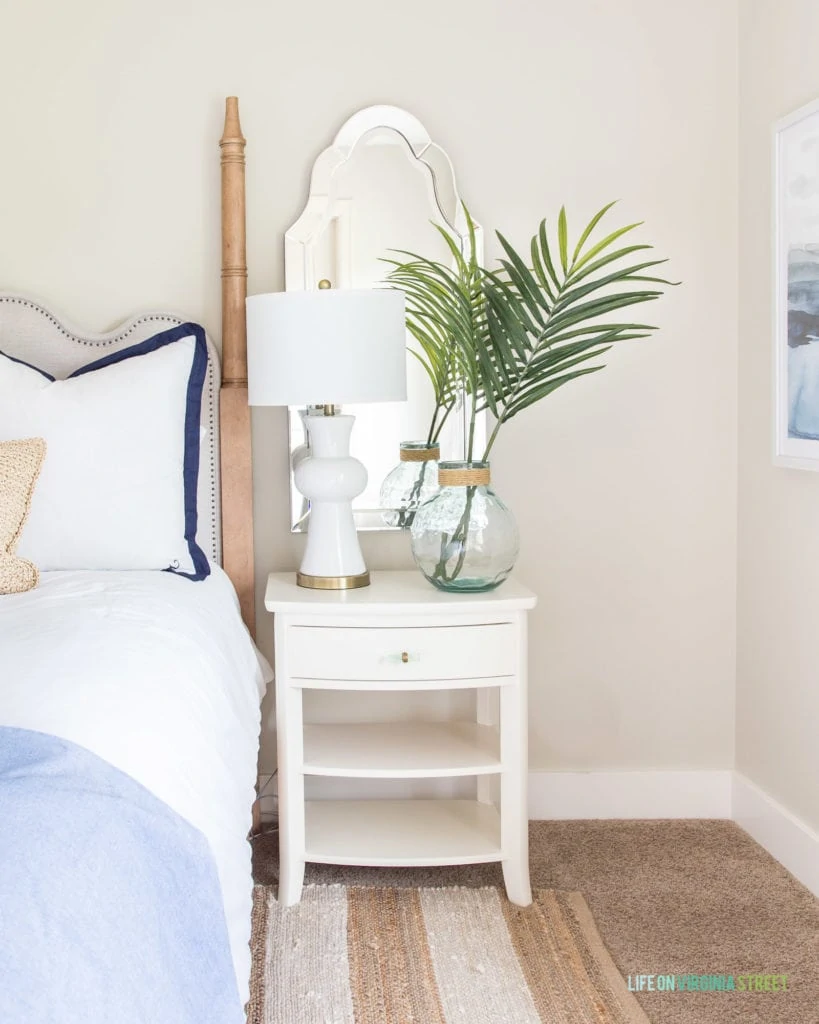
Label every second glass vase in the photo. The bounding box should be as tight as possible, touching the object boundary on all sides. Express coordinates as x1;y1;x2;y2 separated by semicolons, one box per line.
379;442;440;528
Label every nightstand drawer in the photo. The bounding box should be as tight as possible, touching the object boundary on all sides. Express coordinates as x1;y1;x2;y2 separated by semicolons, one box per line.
286;623;515;681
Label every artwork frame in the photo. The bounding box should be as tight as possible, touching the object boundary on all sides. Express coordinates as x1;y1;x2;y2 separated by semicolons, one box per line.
774;97;819;470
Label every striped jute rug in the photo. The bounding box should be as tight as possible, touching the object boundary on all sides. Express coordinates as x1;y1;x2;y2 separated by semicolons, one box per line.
248;885;649;1024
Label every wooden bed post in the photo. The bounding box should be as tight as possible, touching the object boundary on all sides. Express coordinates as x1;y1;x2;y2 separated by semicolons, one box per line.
220;97;256;637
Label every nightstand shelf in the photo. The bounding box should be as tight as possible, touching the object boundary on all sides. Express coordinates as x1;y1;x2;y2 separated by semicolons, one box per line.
305;799;502;866
303;721;501;778
265;569;537;907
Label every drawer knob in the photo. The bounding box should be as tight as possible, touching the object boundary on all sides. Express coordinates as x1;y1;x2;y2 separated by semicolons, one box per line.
380;650;418;665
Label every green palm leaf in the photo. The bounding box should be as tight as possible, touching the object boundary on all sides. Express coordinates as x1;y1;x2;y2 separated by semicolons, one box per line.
478;203;677;456
384;201;677;459
383;206;489;446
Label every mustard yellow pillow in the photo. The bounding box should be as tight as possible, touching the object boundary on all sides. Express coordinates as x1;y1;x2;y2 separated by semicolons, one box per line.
0;438;46;594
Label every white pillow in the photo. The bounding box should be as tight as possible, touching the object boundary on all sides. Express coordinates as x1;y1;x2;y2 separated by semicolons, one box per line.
0;324;210;580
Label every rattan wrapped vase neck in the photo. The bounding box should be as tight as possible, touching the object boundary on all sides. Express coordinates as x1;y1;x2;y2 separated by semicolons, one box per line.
438;464;490;486
399;444;439;463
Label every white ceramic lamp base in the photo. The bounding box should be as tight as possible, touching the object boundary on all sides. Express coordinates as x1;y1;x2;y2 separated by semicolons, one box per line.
294;413;369;589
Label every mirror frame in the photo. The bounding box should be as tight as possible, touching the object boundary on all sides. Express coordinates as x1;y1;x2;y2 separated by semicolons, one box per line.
285;106;484;532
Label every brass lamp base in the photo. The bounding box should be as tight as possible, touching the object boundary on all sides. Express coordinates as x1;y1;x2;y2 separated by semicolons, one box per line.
296;570;371;591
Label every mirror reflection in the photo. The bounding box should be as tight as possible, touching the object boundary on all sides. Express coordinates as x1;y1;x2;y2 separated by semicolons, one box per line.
285;106;484;531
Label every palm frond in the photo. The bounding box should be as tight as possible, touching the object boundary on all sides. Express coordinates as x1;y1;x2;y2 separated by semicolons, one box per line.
478;203;677;456
383;206;488;447
384;201;677;459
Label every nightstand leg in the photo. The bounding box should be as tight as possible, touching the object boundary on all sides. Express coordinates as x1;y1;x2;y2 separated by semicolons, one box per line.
501;843;532;906
276;675;306;906
499;626;531;906
278;857;306;907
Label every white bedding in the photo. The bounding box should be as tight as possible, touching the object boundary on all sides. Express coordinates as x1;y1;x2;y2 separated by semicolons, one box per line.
0;566;266;1004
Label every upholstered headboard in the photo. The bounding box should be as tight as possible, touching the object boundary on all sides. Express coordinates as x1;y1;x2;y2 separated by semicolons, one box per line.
0;295;222;565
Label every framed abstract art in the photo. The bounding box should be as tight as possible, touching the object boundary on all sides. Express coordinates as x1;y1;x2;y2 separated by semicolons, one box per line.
775;97;819;469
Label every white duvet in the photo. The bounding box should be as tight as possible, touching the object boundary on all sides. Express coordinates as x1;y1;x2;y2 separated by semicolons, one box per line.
0;566;266;1005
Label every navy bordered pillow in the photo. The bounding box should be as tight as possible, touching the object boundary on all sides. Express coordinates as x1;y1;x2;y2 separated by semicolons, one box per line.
0;324;210;581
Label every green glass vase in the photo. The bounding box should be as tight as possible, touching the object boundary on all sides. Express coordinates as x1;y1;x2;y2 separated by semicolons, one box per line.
410;461;519;592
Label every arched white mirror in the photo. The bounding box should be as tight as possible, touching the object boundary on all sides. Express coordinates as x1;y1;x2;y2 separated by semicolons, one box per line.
285;106;485;531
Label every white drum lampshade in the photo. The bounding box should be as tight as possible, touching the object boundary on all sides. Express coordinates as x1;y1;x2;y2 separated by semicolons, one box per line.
246;288;407;590
247;289;406;407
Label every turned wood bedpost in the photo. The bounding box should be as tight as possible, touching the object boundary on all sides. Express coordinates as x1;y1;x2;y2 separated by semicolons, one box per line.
220;97;256;636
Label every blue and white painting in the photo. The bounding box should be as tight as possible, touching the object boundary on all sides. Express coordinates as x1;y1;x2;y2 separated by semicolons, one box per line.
776;99;819;467
787;248;819;439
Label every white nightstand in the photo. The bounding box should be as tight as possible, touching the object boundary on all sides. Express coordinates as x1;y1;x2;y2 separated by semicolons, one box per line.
265;570;537;907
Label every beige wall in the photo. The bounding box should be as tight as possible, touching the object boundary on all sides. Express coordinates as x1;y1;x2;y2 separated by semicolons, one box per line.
738;0;819;832
0;0;738;775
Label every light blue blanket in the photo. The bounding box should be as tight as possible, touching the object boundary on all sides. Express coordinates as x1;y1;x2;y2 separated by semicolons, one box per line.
0;726;244;1024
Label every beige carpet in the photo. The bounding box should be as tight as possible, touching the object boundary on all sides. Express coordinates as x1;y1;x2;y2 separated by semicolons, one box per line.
252;821;819;1024
248;884;650;1024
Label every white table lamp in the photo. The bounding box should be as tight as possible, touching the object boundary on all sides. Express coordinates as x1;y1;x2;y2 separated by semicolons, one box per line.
246;287;406;590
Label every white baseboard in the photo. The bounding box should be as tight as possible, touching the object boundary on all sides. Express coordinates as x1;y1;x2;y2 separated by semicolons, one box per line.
527;770;733;820
732;772;819;898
